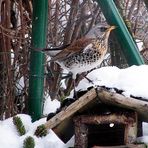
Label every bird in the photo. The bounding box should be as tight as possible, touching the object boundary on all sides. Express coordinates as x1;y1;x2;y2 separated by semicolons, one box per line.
48;25;116;80
43;25;116;97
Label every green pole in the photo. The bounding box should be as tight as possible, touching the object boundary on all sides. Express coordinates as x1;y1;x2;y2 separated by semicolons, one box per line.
96;0;144;65
144;0;148;9
28;0;48;121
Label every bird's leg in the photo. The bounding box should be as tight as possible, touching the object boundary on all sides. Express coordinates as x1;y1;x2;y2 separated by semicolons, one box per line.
84;75;94;84
80;72;94;84
73;79;78;99
64;72;74;96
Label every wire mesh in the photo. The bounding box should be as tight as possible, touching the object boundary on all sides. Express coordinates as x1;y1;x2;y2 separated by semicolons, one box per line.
0;0;147;119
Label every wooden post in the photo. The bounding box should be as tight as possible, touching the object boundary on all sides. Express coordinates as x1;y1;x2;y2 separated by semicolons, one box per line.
75;119;88;148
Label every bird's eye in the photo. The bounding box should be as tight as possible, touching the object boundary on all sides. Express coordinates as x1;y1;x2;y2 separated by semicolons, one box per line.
100;27;108;32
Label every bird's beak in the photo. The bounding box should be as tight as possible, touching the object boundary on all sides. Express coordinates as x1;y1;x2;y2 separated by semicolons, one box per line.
107;25;116;31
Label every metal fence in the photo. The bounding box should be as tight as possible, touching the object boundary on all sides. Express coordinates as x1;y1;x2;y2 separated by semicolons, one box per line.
0;0;147;119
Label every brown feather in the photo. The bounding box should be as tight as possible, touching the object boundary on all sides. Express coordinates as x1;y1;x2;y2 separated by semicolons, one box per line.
51;37;94;61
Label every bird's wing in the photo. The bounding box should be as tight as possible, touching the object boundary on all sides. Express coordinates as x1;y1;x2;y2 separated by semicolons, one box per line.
82;39;102;54
50;37;94;61
82;43;93;53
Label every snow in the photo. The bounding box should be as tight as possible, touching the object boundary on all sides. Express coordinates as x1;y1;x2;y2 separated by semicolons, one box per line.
16;76;25;93
0;114;68;148
76;65;148;99
1;65;148;147
137;122;148;143
43;95;60;115
136;39;143;51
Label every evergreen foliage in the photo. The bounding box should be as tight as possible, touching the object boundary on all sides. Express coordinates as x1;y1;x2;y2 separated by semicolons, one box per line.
35;124;48;137
13;116;26;136
23;136;35;148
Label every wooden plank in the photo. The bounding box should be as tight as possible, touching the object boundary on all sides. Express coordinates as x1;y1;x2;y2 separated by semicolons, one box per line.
97;87;148;122
44;88;97;129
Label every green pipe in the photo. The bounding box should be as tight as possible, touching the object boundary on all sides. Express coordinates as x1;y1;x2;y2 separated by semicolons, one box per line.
144;0;148;9
28;0;48;121
96;0;144;65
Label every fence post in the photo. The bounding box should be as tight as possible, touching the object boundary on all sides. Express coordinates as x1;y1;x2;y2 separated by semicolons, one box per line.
28;0;48;121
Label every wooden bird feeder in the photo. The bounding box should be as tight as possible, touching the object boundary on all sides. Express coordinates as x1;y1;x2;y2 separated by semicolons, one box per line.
38;87;148;147
74;111;138;148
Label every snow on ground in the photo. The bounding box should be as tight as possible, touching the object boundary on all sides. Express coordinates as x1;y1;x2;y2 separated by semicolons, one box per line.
0;114;72;148
1;65;148;147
